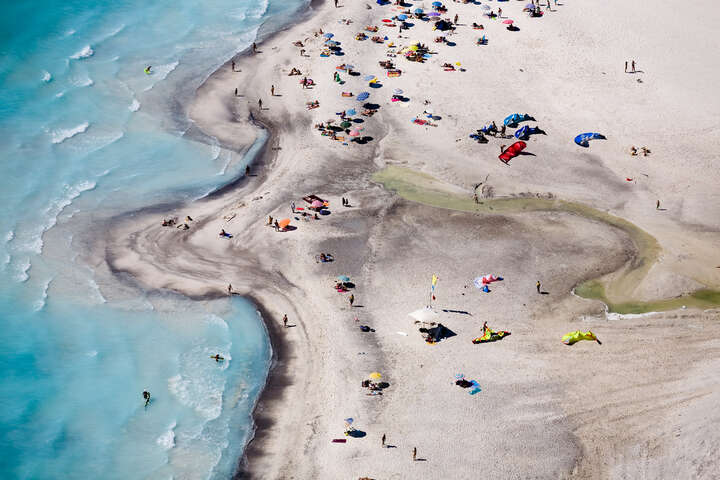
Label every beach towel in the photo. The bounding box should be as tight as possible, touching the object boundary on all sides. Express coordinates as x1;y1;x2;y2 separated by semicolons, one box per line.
332;439;347;443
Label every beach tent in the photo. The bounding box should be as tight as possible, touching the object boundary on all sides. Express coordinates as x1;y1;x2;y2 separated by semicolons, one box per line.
409;306;439;323
514;125;544;140
498;141;527;164
435;20;452;31
503;113;534;127
562;330;601;345
574;132;606;147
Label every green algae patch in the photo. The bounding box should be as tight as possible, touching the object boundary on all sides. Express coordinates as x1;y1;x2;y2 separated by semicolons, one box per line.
373;165;720;314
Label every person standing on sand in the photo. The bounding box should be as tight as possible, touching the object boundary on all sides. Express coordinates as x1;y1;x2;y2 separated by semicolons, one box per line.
291;201;296;213
234;87;238;96
271;85;275;96
498;8;502;18
245;165;250;176
231;60;235;71
656;199;660;210
334;0;338;7
631;60;636;73
382;433;386;447
227;284;233;295
283;314;288;328
500;144;506;154
349;294;355;307
252;42;257;53
454;14;459;24
625;61;628;73
536;280;541;293
412;447;417;461
258;98;263;109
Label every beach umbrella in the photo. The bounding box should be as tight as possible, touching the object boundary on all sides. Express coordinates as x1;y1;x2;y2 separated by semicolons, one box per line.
369;372;382;380
393;88;403;94
382;18;392;23
414;8;423;14
503;19;514;24
344;417;354;425
363;74;377;81
347;108;357;116
349;129;361;137
278;218;291;229
428;11;440;16
525;3;534;8
340;121;352;128
357;92;370;101
311;200;323;208
323;33;334;38
337;275;351;283
432;1;442;6
398;14;408;20
408;307;439;323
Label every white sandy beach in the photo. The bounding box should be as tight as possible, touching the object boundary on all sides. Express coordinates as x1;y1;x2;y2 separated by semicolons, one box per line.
101;0;720;477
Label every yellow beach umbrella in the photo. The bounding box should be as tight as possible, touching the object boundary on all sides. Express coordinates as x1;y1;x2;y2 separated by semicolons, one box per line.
369;372;382;380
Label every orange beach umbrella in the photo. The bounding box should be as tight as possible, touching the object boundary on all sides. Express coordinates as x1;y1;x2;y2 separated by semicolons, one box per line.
278;218;291;229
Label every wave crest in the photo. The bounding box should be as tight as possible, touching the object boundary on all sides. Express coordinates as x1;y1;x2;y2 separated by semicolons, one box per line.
70;45;94;59
51;122;89;144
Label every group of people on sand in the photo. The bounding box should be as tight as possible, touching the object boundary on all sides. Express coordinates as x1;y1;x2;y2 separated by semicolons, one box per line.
630;145;651;156
161;215;193;230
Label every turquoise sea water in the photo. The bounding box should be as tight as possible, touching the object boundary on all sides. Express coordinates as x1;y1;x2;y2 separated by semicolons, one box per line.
0;0;306;478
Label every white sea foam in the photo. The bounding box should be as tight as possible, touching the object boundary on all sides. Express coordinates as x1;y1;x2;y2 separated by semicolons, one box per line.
51;122;89;144
72;76;94;88
210;143;221;161
251;0;270;19
99;24;125;42
42;70;52;83
129;99;140;112
70;45;94;59
55;91;65;98
86;350;98;357
5;230;14;243
65;29;76;37
87;278;107;304
15;258;31;282
32;278;53;311
156;422;177;450
142;61;179;92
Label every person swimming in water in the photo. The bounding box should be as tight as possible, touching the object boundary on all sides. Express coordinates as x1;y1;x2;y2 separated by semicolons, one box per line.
144;66;152;74
210;354;224;362
142;390;151;407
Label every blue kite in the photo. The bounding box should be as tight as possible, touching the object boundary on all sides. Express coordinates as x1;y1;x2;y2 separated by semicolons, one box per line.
503;113;534;127
514;125;545;140
574;132;606;147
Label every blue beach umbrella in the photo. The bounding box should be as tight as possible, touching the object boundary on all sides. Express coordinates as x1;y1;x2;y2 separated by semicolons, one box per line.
393;88;403;94
347;108;357;116
363;74;377;81
338;275;351;283
398;14;408;20
432;1;442;7
324;33;334;38
414;8;423;14
357;92;370;101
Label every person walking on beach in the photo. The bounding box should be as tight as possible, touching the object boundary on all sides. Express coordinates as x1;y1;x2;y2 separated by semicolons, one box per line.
252;42;257;53
454;14;459;24
291;201;296;213
500;144;507;154
382;433;386;447
334;0;338;7
234;87;238;96
245;165;250;176
258;98;263;109
231;60;236;71
631;60;636;73
625;61;628;73
271;85;275;96
498;8;502;18
656;199;660;210
283;314;288;328
143;391;151;407
227;283;233;295
412;447;417;461
349;294;355;307
536;280;541;294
